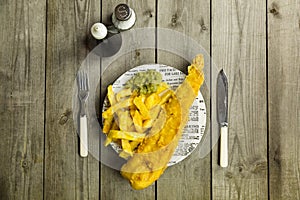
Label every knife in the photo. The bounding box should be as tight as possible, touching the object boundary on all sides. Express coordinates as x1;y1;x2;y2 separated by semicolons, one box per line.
217;69;229;167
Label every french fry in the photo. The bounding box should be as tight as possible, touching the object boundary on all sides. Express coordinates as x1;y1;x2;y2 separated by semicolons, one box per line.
107;85;116;105
103;115;113;134
116;88;132;102
132;110;144;133
121;139;133;156
113;97;133;110
104;135;113;146
102;98;133;119
108;130;146;141
156;82;170;93
133;96;150;119
159;90;174;105
145;93;160;110
102;107;113;119
118;110;133;131
143;106;162;129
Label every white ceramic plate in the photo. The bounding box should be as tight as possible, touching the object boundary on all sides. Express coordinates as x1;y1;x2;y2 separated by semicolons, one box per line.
102;64;206;166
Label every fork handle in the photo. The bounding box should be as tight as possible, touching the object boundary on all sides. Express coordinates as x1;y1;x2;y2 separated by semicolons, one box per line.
80;115;88;157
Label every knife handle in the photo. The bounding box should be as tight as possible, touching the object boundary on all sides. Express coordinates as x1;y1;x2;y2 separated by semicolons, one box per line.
220;125;228;167
80;115;88;157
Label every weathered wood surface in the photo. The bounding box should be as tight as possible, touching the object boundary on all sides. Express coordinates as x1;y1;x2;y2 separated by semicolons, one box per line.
268;1;300;199
44;0;100;199
1;0;300;199
212;0;268;199
0;0;46;199
100;1;156;200
156;0;211;199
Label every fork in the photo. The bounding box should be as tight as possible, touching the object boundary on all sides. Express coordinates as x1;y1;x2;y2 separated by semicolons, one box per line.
77;71;89;157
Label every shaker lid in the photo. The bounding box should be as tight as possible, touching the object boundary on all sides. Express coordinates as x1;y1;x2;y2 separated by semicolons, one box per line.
114;4;132;21
91;23;107;40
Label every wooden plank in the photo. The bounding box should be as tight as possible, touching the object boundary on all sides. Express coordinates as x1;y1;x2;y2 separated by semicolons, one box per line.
156;0;211;199
44;0;100;199
100;0;156;199
0;0;46;199
268;1;300;199
212;0;268;199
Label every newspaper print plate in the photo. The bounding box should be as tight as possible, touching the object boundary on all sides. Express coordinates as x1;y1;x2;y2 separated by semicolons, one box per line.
103;64;206;166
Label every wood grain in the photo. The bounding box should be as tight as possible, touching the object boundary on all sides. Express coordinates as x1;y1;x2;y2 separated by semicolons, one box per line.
44;0;100;199
0;0;46;199
268;1;300;199
2;0;300;199
100;0;156;199
212;0;268;199
156;0;211;199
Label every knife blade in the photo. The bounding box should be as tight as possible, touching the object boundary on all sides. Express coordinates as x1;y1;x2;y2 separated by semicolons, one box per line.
217;69;228;167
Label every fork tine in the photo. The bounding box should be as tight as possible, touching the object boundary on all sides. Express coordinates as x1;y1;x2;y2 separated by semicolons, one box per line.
80;71;83;90
77;72;82;90
82;72;86;90
79;71;84;90
81;71;85;90
85;72;89;90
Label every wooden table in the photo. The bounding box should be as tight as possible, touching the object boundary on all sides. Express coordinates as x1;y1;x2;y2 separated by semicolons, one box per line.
1;0;299;199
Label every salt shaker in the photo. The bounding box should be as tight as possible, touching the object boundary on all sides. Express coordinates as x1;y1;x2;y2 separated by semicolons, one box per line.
112;4;136;31
91;23;108;40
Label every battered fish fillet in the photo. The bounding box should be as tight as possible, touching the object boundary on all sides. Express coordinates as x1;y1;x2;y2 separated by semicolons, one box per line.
121;54;205;190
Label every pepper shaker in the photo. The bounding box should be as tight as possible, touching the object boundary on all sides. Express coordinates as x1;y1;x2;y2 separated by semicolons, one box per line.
112;4;136;31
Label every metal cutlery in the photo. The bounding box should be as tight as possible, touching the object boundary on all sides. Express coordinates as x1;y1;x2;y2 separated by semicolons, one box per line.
77;71;89;157
217;69;229;167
